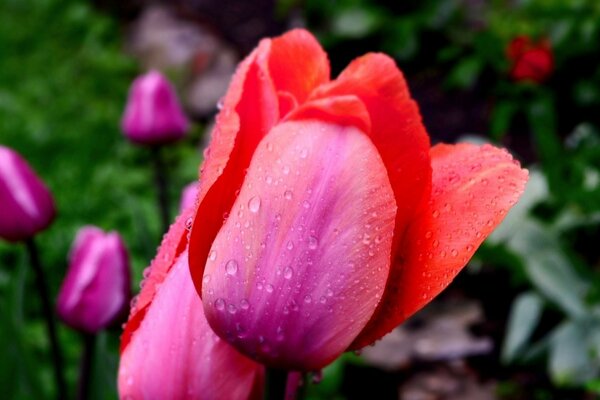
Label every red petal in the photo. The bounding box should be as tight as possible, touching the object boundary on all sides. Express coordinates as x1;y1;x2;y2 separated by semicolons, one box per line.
285;95;371;134
120;207;192;353
312;53;431;240
269;29;330;104
351;143;528;348
189;30;331;297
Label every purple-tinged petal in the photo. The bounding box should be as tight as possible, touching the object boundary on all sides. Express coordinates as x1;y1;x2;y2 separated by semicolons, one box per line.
57;226;131;333
0;146;55;242
121;70;189;145
201;120;396;370
179;181;199;212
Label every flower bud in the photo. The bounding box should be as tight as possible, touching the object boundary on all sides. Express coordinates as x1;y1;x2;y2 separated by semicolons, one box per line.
121;70;189;145
0;146;55;242
57;226;131;333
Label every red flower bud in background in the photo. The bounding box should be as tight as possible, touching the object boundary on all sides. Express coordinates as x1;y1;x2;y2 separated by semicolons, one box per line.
186;29;529;371
57;226;131;333
507;36;553;83
119;210;263;399
0;146;55;242
121;70;189;145
179;181;199;212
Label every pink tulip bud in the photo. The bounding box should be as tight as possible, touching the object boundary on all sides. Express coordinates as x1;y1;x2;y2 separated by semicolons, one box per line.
179;181;199;212
121;70;189;145
57;226;131;333
0;146;56;242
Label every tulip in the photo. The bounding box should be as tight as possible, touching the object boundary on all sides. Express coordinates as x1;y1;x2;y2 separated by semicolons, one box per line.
0;146;66;398
119;209;264;399
0;145;55;242
121;70;189;146
185;28;529;374
179;181;199;212
507;36;553;83
121;70;190;233
57;226;131;333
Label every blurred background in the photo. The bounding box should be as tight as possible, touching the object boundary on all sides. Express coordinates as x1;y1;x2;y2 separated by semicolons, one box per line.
1;0;600;398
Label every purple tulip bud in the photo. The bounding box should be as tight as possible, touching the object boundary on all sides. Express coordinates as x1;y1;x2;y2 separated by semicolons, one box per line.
179;181;199;212
121;70;189;145
57;226;131;333
0;146;56;242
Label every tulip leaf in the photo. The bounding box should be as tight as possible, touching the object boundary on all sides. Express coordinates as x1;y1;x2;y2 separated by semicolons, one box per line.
502;291;544;363
549;320;600;385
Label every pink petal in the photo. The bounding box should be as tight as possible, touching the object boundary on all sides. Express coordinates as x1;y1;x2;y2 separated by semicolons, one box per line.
119;251;263;400
202;120;396;370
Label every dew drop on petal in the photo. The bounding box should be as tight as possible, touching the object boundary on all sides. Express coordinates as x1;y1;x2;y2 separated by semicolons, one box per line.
240;299;250;310
284;190;293;200
308;236;318;250
248;196;261;213
209;250;217;261
284;267;294;279
214;298;225;311
266;284;274;293
225;260;239;275
286;240;294;250
304;295;312;304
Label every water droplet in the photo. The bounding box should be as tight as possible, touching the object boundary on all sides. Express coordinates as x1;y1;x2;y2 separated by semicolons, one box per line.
209;250;217;261
265;176;273;184
319;296;327;304
215;298;225;311
304;295;312;303
303;200;310;209
284;190;293;200
248;196;261;213
432;240;439;248
425;231;433;239
284;267;294;279
227;304;237;314
326;288;334;297
466;244;474;252
226;260;239;275
203;274;211;284
266;142;273;152
257;282;264;290
266;284;274;293
286;240;294;250
451;249;458;257
432;210;440;218
299;148;308;159
282;165;290;175
308;236;318;250
240;299;250;310
185;217;193;230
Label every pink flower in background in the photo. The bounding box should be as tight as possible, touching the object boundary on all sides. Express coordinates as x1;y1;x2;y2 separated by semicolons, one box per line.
121;70;189;145
186;29;529;370
507;36;554;83
179;181;199;212
57;226;131;333
119;210;263;400
0;146;55;242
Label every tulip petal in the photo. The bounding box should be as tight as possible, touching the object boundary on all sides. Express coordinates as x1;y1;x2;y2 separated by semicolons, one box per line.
120;207;191;352
351;143;528;348
119;251;263;400
189;29;331;297
311;53;431;231
202;120;396;370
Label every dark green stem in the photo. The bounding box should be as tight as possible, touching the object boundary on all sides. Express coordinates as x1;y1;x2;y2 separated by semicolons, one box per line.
76;333;96;400
150;146;170;233
24;238;67;400
265;368;288;400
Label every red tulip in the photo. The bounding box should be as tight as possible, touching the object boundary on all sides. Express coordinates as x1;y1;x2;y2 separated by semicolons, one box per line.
507;36;553;83
184;29;528;371
57;226;131;333
0;146;55;242
121;70;189;145
119;209;263;399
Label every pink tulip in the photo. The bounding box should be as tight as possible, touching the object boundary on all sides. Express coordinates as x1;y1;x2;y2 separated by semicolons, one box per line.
179;181;199;212
121;70;189;145
57;226;131;333
186;29;528;370
119;210;263;399
0;146;55;242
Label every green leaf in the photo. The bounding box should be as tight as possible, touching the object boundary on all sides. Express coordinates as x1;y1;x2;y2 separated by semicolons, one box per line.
502;291;545;363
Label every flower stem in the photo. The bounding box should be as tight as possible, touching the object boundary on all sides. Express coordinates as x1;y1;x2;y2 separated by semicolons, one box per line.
150;146;170;233
24;238;67;400
265;368;288;400
76;333;96;400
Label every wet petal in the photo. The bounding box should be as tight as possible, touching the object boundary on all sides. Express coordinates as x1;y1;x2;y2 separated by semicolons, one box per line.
202;120;396;370
119;251;263;400
351;143;528;348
